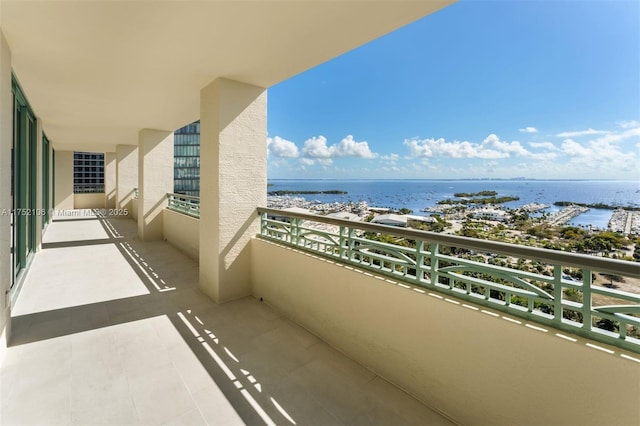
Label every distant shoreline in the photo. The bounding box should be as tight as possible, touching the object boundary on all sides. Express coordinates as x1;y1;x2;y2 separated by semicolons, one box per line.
554;201;640;211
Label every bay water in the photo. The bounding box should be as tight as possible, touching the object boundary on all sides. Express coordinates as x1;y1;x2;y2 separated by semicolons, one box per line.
268;179;640;229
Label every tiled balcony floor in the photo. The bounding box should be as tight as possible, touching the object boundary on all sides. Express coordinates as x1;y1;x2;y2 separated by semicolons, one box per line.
1;210;453;426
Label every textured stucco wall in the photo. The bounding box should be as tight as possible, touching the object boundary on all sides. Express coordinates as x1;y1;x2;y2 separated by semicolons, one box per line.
74;193;106;209
251;238;640;426
199;78;266;303
54;151;74;210
104;152;116;209
116;144;137;214
137;129;173;241
163;209;199;262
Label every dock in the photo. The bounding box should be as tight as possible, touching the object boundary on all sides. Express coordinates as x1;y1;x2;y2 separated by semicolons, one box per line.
547;205;589;226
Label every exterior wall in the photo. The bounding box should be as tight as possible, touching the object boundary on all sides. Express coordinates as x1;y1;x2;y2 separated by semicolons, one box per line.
251;239;640;426
116;144;137;214
131;198;138;221
199;78;266;303
104;152;116;208
137;129;173;241
163;209;199;262
54;151;74;210
74;193;105;209
0;28;12;354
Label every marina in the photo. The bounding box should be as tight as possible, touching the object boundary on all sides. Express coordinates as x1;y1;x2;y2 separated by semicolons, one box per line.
267;179;640;231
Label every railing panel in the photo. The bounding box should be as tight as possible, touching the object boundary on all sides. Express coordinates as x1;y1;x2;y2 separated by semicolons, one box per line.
167;193;200;218
257;207;640;353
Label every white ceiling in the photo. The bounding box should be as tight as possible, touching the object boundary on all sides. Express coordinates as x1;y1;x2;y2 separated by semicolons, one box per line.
1;0;455;151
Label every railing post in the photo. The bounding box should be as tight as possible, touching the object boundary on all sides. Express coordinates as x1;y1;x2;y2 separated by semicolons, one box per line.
339;225;349;260
582;269;592;331
553;265;563;326
415;240;425;285
259;211;266;236
348;227;356;262
291;218;300;246
430;243;439;287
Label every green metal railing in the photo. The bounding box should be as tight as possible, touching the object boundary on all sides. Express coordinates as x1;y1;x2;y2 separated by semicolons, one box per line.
257;207;640;353
167;193;200;218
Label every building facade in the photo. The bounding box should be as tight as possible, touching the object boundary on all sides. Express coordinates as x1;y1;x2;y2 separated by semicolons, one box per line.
174;121;200;196
73;152;104;193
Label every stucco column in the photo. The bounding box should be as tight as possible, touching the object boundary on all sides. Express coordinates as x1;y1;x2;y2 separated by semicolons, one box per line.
199;78;267;303
0;29;12;342
115;144;138;212
137;129;173;241
53;151;74;210
104;152;116;209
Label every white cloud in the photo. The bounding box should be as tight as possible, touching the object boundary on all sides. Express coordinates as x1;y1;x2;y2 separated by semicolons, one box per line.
617;120;639;129
301;135;378;159
301;136;333;158
560;133;638;174
529;141;559;151
317;158;333;166
561;139;592;157
299;158;315;166
592;126;640;144
519;126;538;133
333;135;378;159
556;128;611;138
403;134;556;160
404;139;434;158
267;136;299;158
380;153;400;163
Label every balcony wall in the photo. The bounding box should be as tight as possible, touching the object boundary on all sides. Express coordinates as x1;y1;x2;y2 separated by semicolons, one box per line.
130;198;138;221
251;238;640;426
73;193;105;209
163;208;199;262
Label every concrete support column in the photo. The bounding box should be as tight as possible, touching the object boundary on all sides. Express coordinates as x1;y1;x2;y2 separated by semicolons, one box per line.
137;129;173;241
115;144;138;212
0;29;12;345
104;152;116;209
53;151;74;210
199;78;267;303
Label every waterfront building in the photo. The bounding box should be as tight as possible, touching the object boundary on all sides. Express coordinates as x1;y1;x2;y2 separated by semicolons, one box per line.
0;2;637;425
470;207;508;222
371;213;435;227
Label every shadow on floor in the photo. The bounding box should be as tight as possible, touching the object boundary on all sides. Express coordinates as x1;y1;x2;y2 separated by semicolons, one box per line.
4;212;452;426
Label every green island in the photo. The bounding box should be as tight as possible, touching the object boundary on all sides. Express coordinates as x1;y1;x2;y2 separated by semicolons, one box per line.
453;190;497;198
438;196;519;205
268;190;348;196
554;201;640;211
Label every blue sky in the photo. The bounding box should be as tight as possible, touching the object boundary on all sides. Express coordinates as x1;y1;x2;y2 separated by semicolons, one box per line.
266;0;640;180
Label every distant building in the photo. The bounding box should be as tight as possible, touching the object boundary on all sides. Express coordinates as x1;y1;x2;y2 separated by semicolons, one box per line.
371;214;435;227
326;212;361;221
174;121;200;196
470;208;508;222
73;152;104;193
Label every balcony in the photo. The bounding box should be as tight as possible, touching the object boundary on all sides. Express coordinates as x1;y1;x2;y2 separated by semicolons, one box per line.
1;3;638;424
1;211;453;425
160;201;637;425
